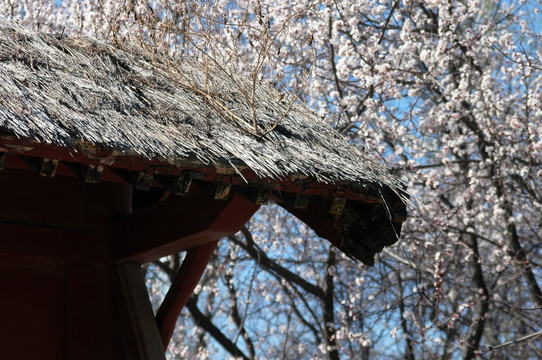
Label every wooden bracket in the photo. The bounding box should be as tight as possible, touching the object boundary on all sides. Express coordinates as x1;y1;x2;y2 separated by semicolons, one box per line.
214;183;231;200
110;184;260;263
173;173;192;196
84;165;103;183
294;193;311;209
154;173;192;196
135;172;154;191
329;197;346;215
40;159;58;177
254;187;273;205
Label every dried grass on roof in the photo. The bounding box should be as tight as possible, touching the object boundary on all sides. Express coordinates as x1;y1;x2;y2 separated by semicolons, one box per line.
0;18;404;194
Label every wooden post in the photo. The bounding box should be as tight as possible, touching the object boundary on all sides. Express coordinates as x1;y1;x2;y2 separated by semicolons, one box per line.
155;241;219;349
116;263;166;360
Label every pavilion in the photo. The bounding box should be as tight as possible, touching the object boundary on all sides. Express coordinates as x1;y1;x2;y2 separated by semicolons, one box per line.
0;18;407;359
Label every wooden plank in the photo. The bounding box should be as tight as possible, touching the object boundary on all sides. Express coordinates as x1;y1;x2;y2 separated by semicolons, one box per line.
111;183;259;263
0;256;65;359
64;263;129;360
0;168;88;231
63;264;94;360
0;173;131;263
155;240;218;349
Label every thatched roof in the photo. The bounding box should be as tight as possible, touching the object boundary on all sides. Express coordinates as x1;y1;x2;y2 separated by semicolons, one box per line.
0;18;407;264
0;18;403;187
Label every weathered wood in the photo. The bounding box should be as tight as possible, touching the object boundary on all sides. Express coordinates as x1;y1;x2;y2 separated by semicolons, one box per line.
214;183;231;200
85;164;103;183
135;172;154;191
156;241;219;349
40;158;59;177
254;187;273;205
329;197;346;215
111;183;259;263
279;192;405;265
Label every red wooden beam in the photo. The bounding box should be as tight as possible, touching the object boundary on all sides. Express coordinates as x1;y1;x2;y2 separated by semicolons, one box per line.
110;183;260;263
1;136;384;203
155;241;218;349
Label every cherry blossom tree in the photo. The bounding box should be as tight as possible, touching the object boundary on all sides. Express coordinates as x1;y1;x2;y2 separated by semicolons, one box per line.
3;0;542;358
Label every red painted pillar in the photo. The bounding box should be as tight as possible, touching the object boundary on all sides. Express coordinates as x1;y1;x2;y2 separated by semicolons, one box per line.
155;240;219;349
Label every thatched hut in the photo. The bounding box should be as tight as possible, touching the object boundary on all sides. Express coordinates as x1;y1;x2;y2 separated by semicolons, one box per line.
0;18;406;359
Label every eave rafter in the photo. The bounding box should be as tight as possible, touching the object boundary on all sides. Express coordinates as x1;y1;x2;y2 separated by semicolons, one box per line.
0;136;384;203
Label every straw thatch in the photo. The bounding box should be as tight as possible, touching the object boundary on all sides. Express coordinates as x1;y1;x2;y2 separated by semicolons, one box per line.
0;18;407;264
0;18;404;190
